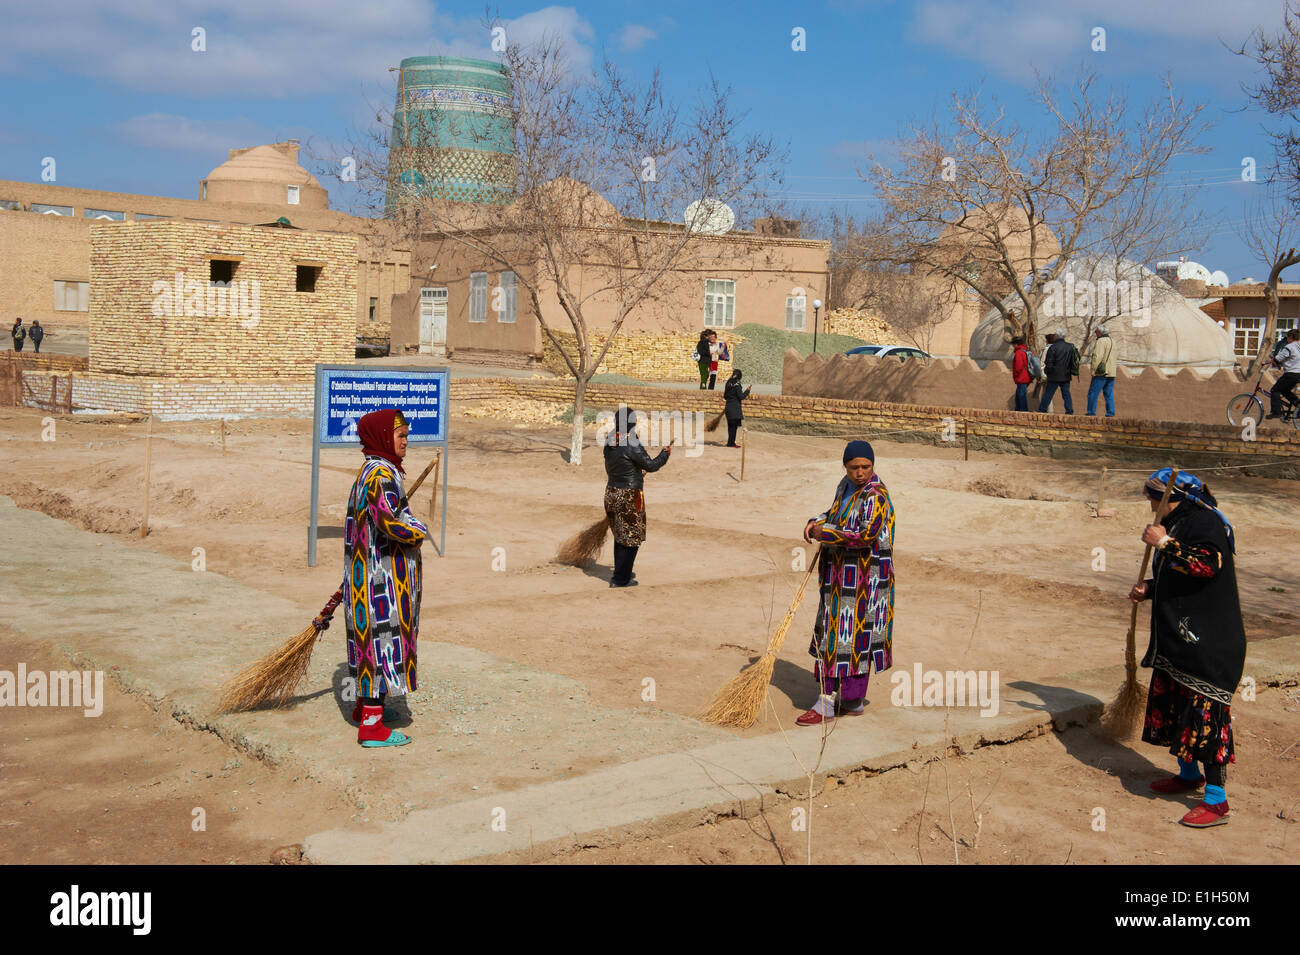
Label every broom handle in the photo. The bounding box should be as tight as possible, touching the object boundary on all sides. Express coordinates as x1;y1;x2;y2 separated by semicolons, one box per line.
1125;468;1178;675
765;546;822;654
316;454;443;627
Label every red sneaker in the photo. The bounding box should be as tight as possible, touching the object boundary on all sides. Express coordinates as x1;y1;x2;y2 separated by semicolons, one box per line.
1179;801;1230;828
1149;774;1205;794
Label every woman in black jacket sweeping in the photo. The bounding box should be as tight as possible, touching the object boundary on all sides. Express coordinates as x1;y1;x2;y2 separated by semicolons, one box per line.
603;406;671;588
1128;468;1246;828
723;370;751;448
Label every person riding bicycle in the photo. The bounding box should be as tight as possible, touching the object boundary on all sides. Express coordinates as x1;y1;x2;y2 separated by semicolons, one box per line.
1267;328;1300;420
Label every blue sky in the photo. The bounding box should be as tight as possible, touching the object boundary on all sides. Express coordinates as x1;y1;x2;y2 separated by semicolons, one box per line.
0;0;1292;281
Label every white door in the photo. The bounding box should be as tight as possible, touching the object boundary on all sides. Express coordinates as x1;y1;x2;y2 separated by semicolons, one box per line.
420;287;447;356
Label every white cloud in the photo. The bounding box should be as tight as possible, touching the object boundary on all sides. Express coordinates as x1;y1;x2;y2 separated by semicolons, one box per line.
617;24;658;52
0;2;598;97
111;113;283;155
907;0;1281;84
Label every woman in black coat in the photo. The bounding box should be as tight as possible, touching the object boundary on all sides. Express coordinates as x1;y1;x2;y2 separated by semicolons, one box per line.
1128;468;1246;829
722;369;751;447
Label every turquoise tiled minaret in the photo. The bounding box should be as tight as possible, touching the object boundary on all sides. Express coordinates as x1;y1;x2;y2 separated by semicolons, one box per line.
386;56;516;212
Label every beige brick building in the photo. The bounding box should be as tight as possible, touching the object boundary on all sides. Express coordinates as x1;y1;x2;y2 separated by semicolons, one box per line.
0;142;409;338
76;220;356;417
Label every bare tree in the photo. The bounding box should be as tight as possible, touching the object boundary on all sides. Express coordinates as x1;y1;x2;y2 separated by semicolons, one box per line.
1238;2;1300;203
864;69;1210;353
346;33;783;464
1239;185;1300;379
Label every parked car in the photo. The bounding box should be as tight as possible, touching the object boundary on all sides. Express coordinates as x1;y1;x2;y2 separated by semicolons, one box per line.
844;344;932;361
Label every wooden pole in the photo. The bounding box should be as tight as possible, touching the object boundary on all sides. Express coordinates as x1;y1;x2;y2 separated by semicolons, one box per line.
220;418;226;455
740;427;746;482
66;372;73;414
1095;465;1115;518
49;376;56;412
428;449;442;528
963;418;969;461
141;413;153;539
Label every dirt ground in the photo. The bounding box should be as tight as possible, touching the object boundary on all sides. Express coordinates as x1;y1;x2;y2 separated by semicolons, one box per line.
0;402;1297;864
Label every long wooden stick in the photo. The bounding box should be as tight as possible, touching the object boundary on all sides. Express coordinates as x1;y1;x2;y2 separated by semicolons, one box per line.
740;426;746;482
1126;468;1178;671
141;413;153;539
428;449;442;530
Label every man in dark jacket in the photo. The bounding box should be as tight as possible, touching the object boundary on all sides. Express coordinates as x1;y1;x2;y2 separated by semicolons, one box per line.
1037;327;1078;414
29;320;44;353
11;318;25;352
603;406;671;587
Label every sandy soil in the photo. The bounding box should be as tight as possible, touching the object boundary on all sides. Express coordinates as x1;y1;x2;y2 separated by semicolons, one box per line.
0;401;1297;863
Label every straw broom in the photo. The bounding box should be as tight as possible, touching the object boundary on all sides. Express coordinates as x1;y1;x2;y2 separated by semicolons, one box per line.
214;456;441;713
699;546;822;727
704;410;725;433
1100;466;1178;739
555;516;610;565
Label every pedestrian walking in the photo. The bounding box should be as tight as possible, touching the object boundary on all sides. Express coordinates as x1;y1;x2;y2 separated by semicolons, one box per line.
1087;325;1117;417
11;318;26;353
1011;335;1032;411
1038;328;1079;414
29;320;44;354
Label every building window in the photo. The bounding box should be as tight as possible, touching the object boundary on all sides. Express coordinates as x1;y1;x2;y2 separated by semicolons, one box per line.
785;294;807;330
496;271;517;323
210;260;237;285
133;213;166;220
296;265;321;292
704;278;735;328
53;281;88;312
84;209;125;221
32;204;73;216
200;181;208;200
369;297;378;323
470;272;487;323
1232;317;1263;358
287;185;300;205
0;199;21;211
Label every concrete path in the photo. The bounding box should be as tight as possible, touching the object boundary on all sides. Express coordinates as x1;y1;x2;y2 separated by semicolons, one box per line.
6;492;1292;864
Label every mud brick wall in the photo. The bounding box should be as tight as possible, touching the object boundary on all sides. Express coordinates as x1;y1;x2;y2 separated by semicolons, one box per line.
448;377;1300;466
21;369;313;419
4;351;88;372
540;331;742;382
89;221;356;379
783;348;1268;428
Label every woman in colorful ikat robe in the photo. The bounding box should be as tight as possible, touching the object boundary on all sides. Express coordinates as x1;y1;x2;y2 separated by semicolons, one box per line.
1129;468;1246;828
343;408;428;748
796;440;895;726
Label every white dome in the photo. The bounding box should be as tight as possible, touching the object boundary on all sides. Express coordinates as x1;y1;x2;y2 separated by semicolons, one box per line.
970;256;1236;371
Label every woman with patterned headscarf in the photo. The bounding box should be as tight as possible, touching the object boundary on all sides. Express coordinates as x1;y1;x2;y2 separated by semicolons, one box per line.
796;440;896;726
343;408;428;747
1129;467;1246;827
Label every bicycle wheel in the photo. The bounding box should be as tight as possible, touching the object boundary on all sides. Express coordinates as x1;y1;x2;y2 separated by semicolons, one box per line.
1226;393;1263;428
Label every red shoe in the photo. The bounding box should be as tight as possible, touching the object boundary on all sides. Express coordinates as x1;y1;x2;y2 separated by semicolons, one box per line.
1180;801;1230;828
795;709;831;726
357;704;411;748
1149;774;1205;794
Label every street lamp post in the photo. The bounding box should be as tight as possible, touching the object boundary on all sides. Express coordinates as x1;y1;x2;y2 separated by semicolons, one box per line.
812;299;823;354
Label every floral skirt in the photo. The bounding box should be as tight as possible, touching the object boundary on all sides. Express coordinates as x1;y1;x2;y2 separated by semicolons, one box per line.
1141;668;1235;766
603;486;646;547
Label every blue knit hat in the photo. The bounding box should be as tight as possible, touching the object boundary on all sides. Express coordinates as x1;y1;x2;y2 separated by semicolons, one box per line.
843;440;875;463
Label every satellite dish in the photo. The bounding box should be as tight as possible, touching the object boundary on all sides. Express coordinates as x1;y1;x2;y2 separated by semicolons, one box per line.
684;199;735;235
1208;270;1229;287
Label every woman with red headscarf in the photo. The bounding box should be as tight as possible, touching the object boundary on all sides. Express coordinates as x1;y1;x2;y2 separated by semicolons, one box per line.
343;408;428;747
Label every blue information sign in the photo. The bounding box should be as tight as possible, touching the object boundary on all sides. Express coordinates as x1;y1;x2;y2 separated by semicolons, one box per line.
316;367;448;443
308;364;450;566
